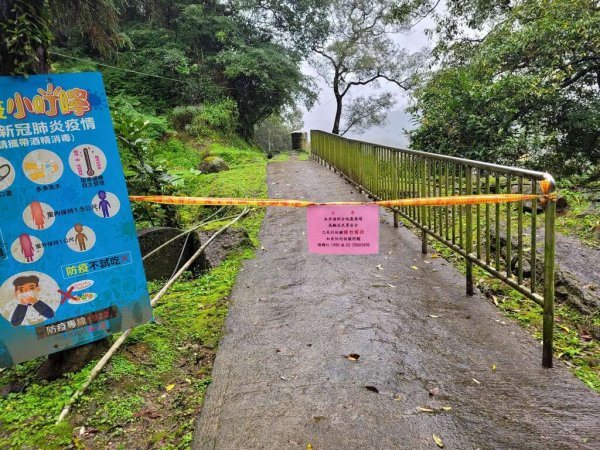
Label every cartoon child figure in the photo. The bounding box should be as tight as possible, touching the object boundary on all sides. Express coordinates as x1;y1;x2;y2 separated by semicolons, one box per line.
97;190;111;218
10;275;55;327
19;234;35;262
74;223;88;251
30;201;46;229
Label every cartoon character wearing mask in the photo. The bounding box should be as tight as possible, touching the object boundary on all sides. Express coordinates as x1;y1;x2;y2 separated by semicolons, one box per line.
10;275;55;326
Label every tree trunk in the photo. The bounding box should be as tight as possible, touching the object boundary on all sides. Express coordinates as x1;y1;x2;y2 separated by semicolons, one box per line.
332;95;343;135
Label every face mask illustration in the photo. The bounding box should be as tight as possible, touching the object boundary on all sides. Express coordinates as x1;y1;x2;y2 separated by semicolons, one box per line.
0;164;11;183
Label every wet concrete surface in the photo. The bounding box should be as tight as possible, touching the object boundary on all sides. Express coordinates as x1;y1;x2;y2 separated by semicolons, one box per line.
193;157;600;450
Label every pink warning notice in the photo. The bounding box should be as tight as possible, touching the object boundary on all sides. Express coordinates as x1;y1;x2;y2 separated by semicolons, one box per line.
307;204;379;254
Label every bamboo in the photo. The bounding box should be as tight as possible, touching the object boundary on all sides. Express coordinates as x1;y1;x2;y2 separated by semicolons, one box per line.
56;209;250;423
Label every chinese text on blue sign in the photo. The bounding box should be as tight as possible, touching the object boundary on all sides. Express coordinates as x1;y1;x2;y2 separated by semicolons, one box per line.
0;72;152;367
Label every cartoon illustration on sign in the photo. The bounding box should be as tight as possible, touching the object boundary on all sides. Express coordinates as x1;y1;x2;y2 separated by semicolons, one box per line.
30;201;46;229
0;272;60;327
93;190;120;218
23;201;55;230
0;72;152;367
69;144;107;178
11;234;44;264
22;150;64;184
0;157;15;191
66;223;96;252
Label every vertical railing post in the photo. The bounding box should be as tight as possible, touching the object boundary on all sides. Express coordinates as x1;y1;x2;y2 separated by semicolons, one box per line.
465;166;474;295
421;157;428;254
542;176;556;368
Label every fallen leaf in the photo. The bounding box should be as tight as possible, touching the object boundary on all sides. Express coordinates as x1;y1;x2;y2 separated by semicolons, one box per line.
345;353;360;361
376;264;384;270
365;385;379;393
432;269;438;272
387;284;396;288
429;387;440;396
491;364;497;371
307;444;313;450
441;406;452;411
417;407;435;413
433;434;444;448
393;393;403;401
559;325;570;333
428;315;440;318
472;378;481;385
166;384;176;392
424;260;431;264
411;265;418;270
430;254;441;259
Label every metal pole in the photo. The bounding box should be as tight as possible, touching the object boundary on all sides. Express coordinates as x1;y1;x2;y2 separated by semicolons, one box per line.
465;166;474;295
542;178;556;368
421;157;428;254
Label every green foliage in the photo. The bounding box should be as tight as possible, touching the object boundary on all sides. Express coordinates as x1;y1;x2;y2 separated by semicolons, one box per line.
0;0;52;75
189;100;239;137
254;114;300;154
170;105;204;131
110;96;180;227
410;0;600;175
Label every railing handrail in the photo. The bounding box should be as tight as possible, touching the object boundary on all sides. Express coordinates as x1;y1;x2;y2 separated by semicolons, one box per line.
312;130;555;186
310;129;556;368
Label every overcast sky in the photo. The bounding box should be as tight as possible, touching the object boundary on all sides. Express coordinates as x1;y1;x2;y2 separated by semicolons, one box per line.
301;16;434;149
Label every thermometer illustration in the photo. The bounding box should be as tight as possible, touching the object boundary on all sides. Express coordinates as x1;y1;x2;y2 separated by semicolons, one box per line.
83;147;95;177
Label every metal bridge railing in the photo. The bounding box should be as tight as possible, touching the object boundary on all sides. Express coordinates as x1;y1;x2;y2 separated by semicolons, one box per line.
310;130;557;368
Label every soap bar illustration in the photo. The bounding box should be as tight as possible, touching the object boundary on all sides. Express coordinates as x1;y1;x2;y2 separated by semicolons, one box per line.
22;150;64;185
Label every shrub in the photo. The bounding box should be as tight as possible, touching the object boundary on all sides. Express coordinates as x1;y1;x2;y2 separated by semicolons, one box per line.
170;105;203;131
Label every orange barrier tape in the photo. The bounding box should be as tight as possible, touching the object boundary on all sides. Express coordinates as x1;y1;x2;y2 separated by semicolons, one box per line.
130;193;553;208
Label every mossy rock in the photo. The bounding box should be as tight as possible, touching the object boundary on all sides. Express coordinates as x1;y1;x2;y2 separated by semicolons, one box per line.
198;156;229;174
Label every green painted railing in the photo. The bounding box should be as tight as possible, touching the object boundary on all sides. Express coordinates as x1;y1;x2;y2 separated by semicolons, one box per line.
310;130;557;368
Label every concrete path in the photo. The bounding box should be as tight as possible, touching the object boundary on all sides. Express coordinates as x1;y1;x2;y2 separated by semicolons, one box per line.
193;157;600;450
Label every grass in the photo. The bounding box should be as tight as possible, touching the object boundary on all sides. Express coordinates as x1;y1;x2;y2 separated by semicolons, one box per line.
554;187;600;248
0;134;268;449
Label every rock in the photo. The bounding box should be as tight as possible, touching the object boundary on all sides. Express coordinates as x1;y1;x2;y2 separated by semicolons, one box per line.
593;224;600;241
198;156;229;174
36;339;111;381
489;226;600;315
199;228;252;267
575;205;599;218
555;196;569;215
137;227;209;281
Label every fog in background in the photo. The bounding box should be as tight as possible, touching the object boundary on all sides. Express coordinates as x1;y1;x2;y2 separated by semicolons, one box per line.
301;16;434;149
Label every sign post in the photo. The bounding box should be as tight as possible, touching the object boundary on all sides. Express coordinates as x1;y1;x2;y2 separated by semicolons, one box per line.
0;72;152;367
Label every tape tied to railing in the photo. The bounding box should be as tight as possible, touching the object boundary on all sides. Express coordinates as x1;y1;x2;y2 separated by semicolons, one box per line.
129;192;555;208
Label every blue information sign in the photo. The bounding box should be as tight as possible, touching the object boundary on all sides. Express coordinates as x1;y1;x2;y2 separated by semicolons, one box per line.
0;72;152;367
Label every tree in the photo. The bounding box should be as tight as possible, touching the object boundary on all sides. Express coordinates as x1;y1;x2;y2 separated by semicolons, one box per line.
0;0;123;76
310;0;429;135
0;0;51;75
409;0;600;174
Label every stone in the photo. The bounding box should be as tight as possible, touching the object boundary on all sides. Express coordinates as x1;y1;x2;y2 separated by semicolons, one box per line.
137;227;209;281
198;156;229;174
37;339;111;381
